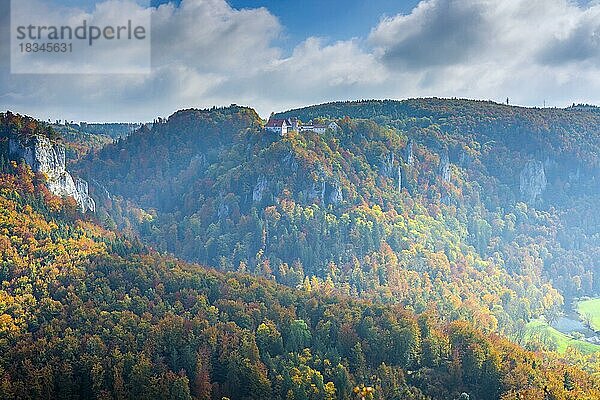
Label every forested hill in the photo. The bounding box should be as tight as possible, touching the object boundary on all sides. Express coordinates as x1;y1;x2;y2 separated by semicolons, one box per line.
275;98;600;165
274;98;600;298
4;135;600;399
73;97;600;351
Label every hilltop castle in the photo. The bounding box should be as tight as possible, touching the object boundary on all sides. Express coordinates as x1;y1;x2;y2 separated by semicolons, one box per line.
265;116;340;136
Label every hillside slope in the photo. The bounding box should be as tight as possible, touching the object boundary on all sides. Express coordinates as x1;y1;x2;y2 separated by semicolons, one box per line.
1;125;599;400
74;101;600;340
276;99;600;298
8;122;600;400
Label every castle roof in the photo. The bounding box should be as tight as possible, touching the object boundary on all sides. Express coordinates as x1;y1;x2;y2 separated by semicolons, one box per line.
265;118;289;128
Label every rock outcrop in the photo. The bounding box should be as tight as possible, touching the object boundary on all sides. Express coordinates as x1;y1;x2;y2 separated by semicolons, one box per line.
380;152;395;177
74;178;96;213
327;183;343;205
252;176;269;203
9;135;95;212
439;150;451;182
404;139;414;165
520;160;547;205
568;166;582;184
458;148;472;168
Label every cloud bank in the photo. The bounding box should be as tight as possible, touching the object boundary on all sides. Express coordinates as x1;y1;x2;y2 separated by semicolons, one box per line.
2;0;600;121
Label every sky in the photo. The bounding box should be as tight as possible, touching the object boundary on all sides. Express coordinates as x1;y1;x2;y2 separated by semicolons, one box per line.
226;0;421;49
2;0;600;122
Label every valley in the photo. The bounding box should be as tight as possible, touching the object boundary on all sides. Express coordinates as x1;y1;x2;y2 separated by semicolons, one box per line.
525;297;600;355
4;0;600;398
577;297;600;331
74;100;600;337
3;100;600;399
526;319;600;354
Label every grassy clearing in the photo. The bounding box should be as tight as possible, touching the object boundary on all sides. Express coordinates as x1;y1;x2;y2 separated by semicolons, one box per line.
525;319;600;354
577;298;600;331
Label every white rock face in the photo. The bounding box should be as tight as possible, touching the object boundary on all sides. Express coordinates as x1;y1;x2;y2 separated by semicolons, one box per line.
9;135;95;213
328;184;343;205
404;139;414;165
252;176;269;203
380;152;395;177
75;178;96;213
439;150;451;182
520;160;547;205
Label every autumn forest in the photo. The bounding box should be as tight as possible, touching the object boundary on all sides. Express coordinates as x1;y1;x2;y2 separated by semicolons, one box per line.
2;99;600;399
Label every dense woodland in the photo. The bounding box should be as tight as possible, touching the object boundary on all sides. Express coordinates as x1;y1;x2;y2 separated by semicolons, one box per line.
72;123;141;140
1;112;61;142
3;103;600;399
75;101;600;345
50;124;114;163
277;99;600;297
0;128;599;399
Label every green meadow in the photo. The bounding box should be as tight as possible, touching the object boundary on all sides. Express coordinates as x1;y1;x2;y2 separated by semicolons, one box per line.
577;298;600;331
525;319;600;354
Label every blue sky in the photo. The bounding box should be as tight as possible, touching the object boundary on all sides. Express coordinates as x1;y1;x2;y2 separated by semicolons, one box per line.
57;0;421;50
3;0;600;122
226;0;421;48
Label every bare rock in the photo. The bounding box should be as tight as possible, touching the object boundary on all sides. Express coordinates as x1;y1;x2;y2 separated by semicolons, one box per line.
520;160;547;205
9;135;95;212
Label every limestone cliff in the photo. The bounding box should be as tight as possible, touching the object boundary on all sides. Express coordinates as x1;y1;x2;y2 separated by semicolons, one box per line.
252;176;269;203
439;149;451;182
9;135;95;212
519;160;547;205
404;139;414;165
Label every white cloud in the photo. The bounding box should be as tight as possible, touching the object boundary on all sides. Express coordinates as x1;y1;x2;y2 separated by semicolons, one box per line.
369;0;490;69
250;38;388;103
3;0;600;121
151;0;281;73
10;0;152;73
367;0;600;106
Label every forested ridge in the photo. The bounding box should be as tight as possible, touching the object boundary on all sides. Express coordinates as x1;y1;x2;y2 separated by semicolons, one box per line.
4;101;600;398
0;129;599;399
75;99;600;345
275;99;600;295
